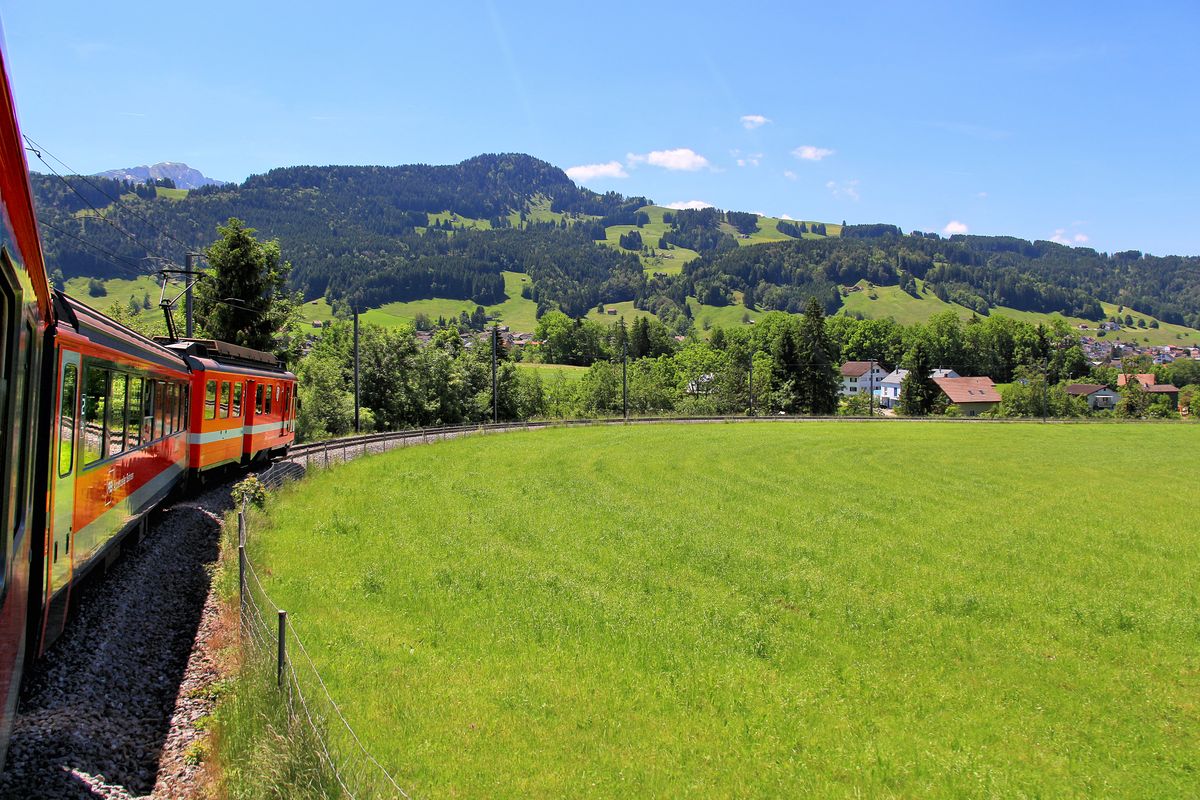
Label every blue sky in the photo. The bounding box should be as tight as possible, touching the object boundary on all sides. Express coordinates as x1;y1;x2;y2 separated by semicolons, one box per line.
3;1;1199;254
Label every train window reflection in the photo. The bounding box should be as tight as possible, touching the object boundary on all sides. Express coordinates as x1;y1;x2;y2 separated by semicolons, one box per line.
127;376;143;448
82;366;109;466
107;372;128;455
204;379;216;420
58;363;77;477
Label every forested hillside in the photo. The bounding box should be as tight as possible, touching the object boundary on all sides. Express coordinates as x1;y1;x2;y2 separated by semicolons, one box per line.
29;153;1200;330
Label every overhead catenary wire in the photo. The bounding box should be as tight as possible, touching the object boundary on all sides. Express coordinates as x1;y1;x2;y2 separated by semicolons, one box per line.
23;133;201;257
25;143;180;269
35;216;146;275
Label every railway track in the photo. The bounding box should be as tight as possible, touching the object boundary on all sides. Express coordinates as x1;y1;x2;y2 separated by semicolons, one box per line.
279;412;1109;473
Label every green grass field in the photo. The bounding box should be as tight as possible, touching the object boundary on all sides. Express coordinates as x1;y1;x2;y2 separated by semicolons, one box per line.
63;274;163;312
356;271;539;332
515;362;588;383
839;280;1200;344
241;422;1200;798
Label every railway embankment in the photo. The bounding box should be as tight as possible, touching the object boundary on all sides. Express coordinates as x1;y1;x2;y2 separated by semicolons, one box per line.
0;481;235;799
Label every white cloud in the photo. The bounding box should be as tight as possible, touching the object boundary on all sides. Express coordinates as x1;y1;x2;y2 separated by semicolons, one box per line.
783;170;798;181
976;191;988;199
779;214;795;220
943;220;969;235
740;114;770;130
627;148;710;171
826;179;860;201
751;211;766;217
732;149;763;168
665;200;714;210
564;161;628;182
1050;227;1090;246
793;145;835;161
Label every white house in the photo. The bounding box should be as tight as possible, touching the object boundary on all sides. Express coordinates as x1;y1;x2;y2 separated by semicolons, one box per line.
875;367;960;408
877;369;906;408
840;361;889;398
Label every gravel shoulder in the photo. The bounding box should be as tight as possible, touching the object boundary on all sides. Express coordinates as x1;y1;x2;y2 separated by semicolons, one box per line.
0;482;233;800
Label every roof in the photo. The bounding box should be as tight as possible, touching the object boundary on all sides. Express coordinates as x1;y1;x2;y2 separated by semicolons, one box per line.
841;360;878;378
881;369;907;384
933;376;1001;405
1117;373;1156;388
55;291;189;374
1146;383;1180;393
930;368;960;379
1065;383;1112;396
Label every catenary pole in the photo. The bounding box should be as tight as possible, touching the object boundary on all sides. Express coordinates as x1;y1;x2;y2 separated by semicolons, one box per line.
184;252;195;338
353;308;360;433
622;341;628;420
492;325;499;423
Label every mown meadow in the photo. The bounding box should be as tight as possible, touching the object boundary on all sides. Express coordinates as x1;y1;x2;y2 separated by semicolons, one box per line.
230;422;1200;797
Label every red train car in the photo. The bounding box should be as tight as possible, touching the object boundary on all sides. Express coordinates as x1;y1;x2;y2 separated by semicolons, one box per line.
0;38;55;770
36;293;191;653
163;339;296;478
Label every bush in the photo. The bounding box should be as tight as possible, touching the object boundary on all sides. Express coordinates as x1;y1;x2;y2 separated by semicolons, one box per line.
87;277;107;297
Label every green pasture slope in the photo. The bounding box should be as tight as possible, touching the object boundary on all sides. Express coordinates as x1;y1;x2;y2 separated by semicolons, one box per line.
240;422;1199;798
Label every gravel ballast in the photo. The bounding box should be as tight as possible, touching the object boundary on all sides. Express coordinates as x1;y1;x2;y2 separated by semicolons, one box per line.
0;482;233;800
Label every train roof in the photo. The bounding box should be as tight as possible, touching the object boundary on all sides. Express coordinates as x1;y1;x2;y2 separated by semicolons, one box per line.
0;43;52;320
157;337;296;379
54;291;188;373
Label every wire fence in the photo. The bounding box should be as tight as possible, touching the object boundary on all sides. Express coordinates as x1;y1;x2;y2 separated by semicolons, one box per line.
237;501;412;800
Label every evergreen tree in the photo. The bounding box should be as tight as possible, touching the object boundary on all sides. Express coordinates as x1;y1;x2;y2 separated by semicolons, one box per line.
194;217;297;353
794;296;839;414
898;340;938;415
742;285;756;310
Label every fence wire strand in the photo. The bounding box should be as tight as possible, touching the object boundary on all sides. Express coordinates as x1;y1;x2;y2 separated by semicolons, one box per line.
240;520;412;799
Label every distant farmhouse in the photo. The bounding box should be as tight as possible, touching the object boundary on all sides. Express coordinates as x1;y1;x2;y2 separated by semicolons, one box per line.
932;377;1001;416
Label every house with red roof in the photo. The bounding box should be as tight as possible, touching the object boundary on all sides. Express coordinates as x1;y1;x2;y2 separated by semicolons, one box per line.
932;377;1001;416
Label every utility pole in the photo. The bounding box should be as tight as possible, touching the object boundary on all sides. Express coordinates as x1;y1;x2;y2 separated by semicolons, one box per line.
353;308;360;433
492;325;499;423
184;252;195;338
622;341;628;420
748;352;754;416
869;359;875;417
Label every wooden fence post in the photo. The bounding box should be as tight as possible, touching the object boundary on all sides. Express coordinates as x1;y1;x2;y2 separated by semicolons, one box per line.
238;544;246;639
277;610;287;687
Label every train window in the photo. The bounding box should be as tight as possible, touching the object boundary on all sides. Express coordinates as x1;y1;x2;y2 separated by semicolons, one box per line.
107;372;129;455
255;384;264;414
154;381;167;438
167;383;177;433
82;366;109;466
58;363;78;477
127;376;143;448
205;379;216;420
142;380;156;442
232;381;243;417
265;384;273;415
15;321;34;527
219;381;230;418
180;385;189;430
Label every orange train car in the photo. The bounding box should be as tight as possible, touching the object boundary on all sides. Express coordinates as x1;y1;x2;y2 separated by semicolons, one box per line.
0;33;56;769
163;339;296;478
38;293;191;652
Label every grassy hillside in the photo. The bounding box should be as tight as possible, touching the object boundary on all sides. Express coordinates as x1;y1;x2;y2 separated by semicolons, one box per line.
63;274;163;314
240;421;1200;798
839;279;1200;344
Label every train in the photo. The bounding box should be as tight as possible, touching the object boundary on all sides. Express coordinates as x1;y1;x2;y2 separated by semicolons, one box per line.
0;40;296;768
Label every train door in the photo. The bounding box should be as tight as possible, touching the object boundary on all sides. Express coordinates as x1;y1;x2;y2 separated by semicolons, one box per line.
42;351;79;648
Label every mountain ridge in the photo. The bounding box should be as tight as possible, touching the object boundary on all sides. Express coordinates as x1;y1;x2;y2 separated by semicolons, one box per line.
95;161;228;189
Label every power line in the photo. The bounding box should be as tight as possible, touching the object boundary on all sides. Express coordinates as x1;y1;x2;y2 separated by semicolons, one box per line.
35;217;146;276
24;141;183;268
23;133;199;256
